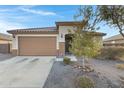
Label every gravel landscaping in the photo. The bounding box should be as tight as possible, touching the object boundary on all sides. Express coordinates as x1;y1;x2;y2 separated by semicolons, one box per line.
88;59;124;87
44;61;79;88
44;59;122;88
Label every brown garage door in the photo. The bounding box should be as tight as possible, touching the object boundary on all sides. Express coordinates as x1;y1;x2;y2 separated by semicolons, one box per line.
18;36;56;56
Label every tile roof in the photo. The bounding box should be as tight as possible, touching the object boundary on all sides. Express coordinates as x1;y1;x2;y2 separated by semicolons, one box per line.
8;27;56;32
56;21;84;26
83;31;106;36
7;27;57;34
7;21;106;36
0;33;12;41
104;34;124;42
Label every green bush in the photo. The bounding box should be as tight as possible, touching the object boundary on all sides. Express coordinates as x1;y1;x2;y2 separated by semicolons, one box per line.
76;76;94;88
116;64;124;70
63;57;71;65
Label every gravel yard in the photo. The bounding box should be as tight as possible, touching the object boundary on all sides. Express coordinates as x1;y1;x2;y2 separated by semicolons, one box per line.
88;59;124;87
44;61;80;88
44;60;120;88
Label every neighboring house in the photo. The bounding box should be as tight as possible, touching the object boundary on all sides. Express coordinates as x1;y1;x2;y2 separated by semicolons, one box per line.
103;34;124;47
7;21;106;56
0;33;12;53
0;33;12;44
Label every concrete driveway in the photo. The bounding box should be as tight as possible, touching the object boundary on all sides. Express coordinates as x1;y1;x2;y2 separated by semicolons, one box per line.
0;56;55;88
0;53;14;61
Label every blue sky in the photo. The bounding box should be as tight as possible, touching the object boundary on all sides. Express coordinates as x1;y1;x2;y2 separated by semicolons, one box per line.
0;5;120;38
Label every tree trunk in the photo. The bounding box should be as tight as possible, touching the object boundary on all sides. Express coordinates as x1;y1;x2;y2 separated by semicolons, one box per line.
119;30;124;38
77;56;85;68
116;22;124;38
82;56;85;68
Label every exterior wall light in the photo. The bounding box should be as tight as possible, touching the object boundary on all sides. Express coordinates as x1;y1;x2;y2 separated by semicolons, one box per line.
61;33;63;38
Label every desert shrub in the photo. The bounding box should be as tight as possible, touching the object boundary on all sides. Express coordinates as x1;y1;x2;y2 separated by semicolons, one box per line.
63;57;71;65
116;64;124;70
75;76;94;88
97;47;124;61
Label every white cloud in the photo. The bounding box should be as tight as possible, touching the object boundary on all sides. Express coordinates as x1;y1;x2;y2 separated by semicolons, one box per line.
20;7;56;16
0;20;26;34
18;5;37;9
0;5;59;34
0;9;10;12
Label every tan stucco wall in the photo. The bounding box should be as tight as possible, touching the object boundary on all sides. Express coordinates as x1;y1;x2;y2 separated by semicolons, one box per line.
58;26;76;42
0;39;12;44
12;49;18;56
59;42;65;56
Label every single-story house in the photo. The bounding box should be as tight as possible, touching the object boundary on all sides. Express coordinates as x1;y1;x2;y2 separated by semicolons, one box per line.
0;33;12;53
103;34;124;47
7;21;106;56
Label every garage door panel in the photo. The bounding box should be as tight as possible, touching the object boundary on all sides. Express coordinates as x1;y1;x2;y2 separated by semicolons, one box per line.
19;50;56;56
18;36;56;56
20;38;56;49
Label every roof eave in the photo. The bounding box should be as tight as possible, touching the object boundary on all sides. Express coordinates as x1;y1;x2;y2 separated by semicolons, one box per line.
55;21;83;26
100;33;106;36
7;30;58;34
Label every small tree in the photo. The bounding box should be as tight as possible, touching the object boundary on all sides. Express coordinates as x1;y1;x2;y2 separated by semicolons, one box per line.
70;6;101;68
99;5;124;37
70;28;100;68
